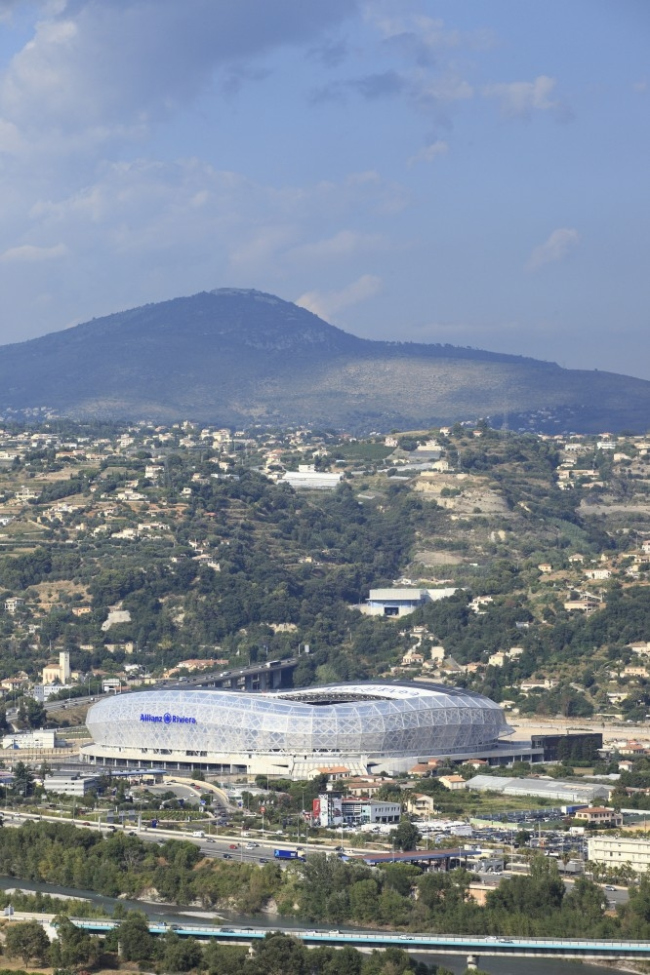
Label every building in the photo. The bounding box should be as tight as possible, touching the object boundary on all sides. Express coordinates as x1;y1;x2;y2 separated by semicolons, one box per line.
531;732;603;763
42;651;71;685
343;798;401;825
406;793;438;816
574;807;623;828
43;773;101;796
31;683;74;702
313;793;401;827
281;470;342;490
588;835;650;874
439;775;467;791
82;681;513;780
465;775;611;805
361;588;457;618
2;730;57;750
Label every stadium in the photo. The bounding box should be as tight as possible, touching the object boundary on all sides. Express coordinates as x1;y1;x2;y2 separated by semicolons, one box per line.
82;682;515;779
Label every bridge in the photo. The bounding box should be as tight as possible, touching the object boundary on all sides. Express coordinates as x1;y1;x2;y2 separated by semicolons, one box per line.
67;920;650;960
166;658;297;692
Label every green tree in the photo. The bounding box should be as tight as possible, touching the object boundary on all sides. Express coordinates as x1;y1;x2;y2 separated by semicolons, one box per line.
115;910;154;962
12;761;35;798
349;878;380;923
17;698;47;729
393;820;420;851
249;932;307;975
159;932;204;972
5;920;51;964
49;916;98;968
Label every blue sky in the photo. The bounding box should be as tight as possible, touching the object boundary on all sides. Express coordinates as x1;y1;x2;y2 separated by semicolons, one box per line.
0;0;648;378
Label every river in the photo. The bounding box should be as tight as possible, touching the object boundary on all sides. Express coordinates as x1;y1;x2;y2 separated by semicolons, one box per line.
0;876;620;975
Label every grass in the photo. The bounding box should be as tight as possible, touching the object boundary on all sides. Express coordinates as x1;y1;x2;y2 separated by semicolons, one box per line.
333;443;394;462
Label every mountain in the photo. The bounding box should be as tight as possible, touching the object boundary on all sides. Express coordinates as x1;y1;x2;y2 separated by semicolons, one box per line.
0;287;648;432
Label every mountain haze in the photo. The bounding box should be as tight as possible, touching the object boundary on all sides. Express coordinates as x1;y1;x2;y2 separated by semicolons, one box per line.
0;288;647;432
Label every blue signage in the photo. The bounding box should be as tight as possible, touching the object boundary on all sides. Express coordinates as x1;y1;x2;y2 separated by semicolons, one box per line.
140;712;197;725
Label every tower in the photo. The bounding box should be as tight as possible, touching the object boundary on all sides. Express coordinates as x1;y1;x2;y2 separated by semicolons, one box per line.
59;651;71;683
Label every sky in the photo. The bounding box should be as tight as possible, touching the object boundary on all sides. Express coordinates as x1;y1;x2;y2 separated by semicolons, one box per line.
0;0;648;378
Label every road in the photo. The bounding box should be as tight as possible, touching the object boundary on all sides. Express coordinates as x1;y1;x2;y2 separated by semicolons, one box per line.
66;919;650;959
1;810;305;864
6;911;647;959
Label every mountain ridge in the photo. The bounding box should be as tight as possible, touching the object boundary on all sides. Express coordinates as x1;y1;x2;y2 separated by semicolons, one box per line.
0;288;646;432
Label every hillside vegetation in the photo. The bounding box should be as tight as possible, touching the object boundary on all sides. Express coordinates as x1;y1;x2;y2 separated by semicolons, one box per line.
0;420;648;722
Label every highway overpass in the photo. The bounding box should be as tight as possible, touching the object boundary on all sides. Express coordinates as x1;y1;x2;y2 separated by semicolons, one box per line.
65;920;650;961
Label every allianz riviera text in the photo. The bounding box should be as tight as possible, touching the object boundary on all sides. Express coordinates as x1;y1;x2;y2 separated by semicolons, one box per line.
140;712;198;725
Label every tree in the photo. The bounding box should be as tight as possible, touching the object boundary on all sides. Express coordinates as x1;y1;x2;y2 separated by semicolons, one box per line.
393;820;420;851
349;878;380;923
5;920;51;964
18;697;47;729
49;916;99;968
249;932;307;975
159;932;204;972
115;910;154;962
12;760;35;798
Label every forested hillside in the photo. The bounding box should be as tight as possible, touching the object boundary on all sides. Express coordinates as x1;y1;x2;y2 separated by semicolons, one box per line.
0;419;647;722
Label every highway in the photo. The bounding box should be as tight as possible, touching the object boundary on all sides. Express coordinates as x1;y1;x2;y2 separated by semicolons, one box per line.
8;910;650;959
0;811;309;864
63;919;650;959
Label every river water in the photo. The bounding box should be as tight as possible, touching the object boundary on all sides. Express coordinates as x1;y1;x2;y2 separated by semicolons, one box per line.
0;876;618;975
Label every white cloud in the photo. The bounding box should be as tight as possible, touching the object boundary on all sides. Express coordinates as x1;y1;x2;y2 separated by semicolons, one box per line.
482;75;571;121
0;118;24;153
296;274;382;320
0;0;358;158
526;228;579;271
0;242;67;262
286;229;386;263
413;74;474;108
369;11;496;55
407;139;448;167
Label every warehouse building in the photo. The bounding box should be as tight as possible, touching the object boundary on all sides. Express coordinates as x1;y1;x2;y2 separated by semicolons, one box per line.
464;774;612;805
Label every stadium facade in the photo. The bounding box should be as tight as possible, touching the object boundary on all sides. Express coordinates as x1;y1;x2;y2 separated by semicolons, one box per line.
82;682;517;779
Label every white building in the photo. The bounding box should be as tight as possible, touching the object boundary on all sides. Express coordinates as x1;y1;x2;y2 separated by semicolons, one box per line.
2;730;58;750
281;470;343;490
43;773;101;796
361;587;458;618
588;835;650;874
32;683;74;702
